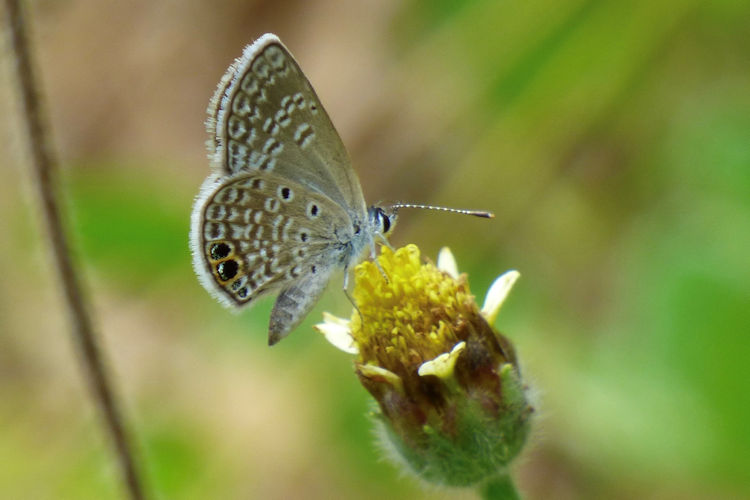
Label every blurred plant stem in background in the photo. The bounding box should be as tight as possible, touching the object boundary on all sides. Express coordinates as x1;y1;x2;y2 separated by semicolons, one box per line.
316;245;530;497
3;0;146;498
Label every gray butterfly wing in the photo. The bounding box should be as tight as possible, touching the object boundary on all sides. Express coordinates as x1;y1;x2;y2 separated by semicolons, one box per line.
190;171;354;313
268;265;335;345
206;33;367;218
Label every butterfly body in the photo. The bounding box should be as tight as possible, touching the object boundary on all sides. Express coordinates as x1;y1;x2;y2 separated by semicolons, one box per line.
190;33;395;344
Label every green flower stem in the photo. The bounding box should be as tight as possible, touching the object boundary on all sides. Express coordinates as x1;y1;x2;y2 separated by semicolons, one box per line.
481;472;521;500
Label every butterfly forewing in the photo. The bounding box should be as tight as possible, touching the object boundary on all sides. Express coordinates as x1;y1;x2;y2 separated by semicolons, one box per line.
209;34;367;217
191;171;354;309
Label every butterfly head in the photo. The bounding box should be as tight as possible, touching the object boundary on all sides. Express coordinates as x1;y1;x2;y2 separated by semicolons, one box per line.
368;205;398;238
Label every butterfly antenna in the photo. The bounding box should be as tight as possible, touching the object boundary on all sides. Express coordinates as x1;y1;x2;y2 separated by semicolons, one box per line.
391;203;494;219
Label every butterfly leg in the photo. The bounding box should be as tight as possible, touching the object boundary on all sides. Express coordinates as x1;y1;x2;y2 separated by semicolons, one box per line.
368;241;390;283
376;232;394;250
343;264;364;326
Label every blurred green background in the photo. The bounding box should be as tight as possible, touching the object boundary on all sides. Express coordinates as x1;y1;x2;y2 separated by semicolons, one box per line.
1;0;749;498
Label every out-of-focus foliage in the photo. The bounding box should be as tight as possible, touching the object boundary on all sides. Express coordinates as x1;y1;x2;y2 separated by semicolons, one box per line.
1;0;748;498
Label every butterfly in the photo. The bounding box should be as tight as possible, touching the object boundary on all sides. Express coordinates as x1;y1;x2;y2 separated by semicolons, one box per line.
190;34;491;345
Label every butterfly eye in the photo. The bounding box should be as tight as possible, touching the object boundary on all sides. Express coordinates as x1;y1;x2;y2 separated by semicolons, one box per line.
375;208;391;234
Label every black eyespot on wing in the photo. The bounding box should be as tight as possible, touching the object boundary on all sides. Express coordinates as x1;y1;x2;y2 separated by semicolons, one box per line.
280;187;291;200
300;232;308;242
217;260;238;281
237;287;248;298
210;242;231;260
311;265;317;274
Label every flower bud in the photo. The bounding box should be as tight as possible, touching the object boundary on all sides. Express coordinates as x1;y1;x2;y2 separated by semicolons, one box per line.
348;245;532;486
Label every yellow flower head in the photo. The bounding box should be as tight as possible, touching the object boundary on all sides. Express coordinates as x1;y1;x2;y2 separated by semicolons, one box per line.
316;244;531;487
351;244;513;379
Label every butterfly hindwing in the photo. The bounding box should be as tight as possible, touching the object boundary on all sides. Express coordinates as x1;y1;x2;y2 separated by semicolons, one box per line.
268;263;336;345
190;171;353;309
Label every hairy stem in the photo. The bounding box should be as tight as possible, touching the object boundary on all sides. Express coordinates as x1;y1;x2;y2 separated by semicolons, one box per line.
3;1;146;498
481;472;522;500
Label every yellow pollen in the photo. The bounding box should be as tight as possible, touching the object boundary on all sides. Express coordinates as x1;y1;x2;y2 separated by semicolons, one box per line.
351;245;478;378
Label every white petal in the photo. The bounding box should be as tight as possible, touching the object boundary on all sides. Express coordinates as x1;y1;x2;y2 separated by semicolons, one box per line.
359;364;404;393
313;312;358;354
481;270;520;325
418;341;466;379
437;247;459;279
